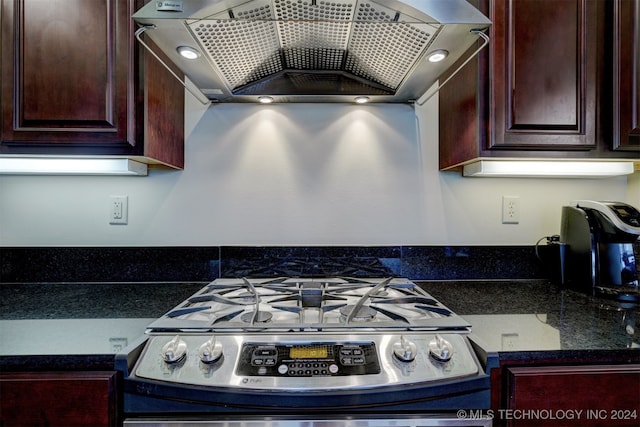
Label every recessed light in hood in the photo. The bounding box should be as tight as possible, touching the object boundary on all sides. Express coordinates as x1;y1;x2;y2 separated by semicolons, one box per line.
258;96;275;104
427;49;449;63
133;0;490;103
177;46;201;59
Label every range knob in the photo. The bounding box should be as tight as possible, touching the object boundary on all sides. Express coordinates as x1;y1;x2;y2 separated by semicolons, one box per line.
393;335;417;362
198;336;223;364
161;335;187;364
428;334;453;362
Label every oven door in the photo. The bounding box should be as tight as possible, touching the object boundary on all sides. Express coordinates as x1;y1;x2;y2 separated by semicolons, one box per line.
124;415;493;427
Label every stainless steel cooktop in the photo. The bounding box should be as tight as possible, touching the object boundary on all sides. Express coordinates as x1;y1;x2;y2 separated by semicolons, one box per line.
124;277;485;398
146;277;470;333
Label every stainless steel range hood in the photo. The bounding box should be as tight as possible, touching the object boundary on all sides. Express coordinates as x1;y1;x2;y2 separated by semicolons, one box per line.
133;0;490;103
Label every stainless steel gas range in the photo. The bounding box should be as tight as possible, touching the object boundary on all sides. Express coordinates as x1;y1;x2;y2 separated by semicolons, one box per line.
116;277;491;427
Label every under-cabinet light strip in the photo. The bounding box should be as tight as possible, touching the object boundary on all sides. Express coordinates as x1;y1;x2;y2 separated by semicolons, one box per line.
0;158;148;176
463;160;635;178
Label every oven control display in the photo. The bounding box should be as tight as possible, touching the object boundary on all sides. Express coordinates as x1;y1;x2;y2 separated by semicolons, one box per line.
289;345;329;359
236;342;380;377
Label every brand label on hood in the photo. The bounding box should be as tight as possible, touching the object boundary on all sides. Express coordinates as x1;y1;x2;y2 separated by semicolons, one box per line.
156;0;183;12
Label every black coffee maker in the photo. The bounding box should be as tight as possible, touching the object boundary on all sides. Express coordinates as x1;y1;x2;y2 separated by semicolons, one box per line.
560;200;640;301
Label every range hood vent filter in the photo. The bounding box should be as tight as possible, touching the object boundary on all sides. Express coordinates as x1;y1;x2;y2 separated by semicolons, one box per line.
133;0;491;103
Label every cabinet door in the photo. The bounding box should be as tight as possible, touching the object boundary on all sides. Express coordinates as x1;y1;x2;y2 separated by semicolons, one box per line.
504;365;640;427
490;0;598;149
0;0;136;153
0;371;118;427
613;0;640;151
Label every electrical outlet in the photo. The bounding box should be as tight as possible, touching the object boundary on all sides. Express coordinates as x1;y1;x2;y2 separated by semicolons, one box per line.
109;337;128;352
502;195;520;224
501;333;519;350
109;195;128;225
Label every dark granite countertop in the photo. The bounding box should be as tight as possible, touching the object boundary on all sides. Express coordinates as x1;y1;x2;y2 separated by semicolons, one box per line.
418;280;640;363
1;280;638;371
0;282;206;319
0;282;205;370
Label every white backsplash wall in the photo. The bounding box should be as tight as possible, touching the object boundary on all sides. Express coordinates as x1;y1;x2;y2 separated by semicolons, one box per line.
629;171;640;207
0;94;635;246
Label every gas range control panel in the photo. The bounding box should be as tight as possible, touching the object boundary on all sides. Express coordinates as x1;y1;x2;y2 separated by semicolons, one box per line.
133;333;480;390
237;342;380;377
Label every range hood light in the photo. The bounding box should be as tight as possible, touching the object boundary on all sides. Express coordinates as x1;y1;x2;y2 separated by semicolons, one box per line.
0;158;148;176
354;96;370;104
177;46;201;59
176;46;200;59
427;49;449;63
462;160;635;178
258;96;274;104
132;0;491;103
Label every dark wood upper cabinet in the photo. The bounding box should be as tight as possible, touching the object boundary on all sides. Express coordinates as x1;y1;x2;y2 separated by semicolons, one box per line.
1;0;133;147
490;0;596;150
439;0;640;170
0;0;184;168
613;0;640;151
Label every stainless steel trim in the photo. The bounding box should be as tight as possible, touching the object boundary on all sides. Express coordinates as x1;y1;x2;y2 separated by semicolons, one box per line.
124;416;494;426
417;30;490;106
132;333;481;390
135;26;212;106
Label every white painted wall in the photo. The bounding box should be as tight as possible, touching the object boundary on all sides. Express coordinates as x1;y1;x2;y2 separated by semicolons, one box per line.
0;93;636;246
628;170;640;207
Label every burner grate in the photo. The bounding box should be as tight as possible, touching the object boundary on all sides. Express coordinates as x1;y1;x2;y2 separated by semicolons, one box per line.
147;278;470;334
